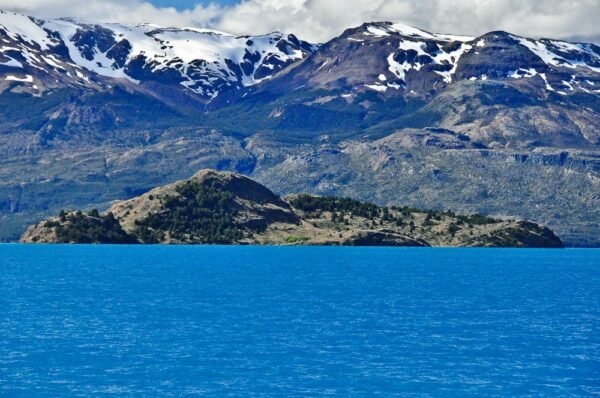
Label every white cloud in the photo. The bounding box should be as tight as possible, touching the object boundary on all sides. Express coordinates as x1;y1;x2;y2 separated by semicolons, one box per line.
0;0;222;28
1;0;599;44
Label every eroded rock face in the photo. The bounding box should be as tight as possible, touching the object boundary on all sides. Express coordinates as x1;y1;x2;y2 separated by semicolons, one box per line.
20;169;563;248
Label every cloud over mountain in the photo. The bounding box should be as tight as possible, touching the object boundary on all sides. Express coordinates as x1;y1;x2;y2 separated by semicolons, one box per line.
1;0;598;44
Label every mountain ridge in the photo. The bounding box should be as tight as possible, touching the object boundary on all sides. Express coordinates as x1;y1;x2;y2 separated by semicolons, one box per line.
2;11;600;106
0;10;316;103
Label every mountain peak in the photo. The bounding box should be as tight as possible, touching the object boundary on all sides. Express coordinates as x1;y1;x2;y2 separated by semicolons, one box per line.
356;21;474;42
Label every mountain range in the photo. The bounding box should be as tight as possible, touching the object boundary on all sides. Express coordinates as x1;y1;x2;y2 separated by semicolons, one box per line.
1;10;599;245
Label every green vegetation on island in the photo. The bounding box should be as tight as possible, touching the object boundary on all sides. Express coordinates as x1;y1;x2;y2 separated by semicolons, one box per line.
134;180;244;244
39;209;136;244
20;170;563;248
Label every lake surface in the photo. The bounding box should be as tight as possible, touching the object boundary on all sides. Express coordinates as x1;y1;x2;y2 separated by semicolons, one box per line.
1;245;598;397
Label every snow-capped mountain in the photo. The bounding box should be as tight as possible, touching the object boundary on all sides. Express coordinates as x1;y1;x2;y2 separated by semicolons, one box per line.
0;10;315;100
2;11;600;103
252;21;600;98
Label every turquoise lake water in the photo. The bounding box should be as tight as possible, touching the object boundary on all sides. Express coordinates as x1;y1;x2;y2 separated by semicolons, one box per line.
1;245;598;396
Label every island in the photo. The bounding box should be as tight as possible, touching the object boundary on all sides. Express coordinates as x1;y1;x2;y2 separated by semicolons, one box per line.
20;170;563;248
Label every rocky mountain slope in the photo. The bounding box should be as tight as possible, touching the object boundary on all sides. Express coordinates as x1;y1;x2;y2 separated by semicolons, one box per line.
21;169;562;248
0;10;315;103
216;21;600;149
1;12;599;245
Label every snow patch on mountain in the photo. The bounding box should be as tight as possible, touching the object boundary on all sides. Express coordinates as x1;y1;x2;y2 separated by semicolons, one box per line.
0;54;23;68
398;40;429;56
6;74;33;82
517;36;600;73
387;52;418;81
509;68;538;78
433;43;473;83
386;39;472;84
42;20;135;82
365;83;388;92
0;11;57;50
365;22;473;43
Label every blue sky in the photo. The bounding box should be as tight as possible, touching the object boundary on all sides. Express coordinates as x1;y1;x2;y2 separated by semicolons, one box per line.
148;0;240;9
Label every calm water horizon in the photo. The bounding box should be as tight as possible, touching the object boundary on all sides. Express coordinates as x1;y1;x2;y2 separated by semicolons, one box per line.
1;245;598;396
